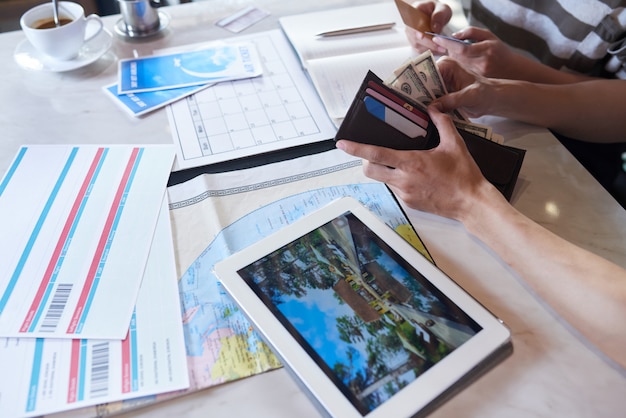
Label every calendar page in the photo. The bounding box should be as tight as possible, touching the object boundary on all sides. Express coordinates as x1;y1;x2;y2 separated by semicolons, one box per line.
165;30;337;171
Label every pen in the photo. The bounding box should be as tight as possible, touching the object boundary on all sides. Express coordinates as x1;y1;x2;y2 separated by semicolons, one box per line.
425;32;474;45
316;22;396;37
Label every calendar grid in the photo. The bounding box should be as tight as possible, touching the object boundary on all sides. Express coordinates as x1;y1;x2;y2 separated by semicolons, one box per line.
167;30;337;171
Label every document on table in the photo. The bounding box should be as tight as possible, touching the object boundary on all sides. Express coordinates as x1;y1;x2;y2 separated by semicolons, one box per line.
0;145;175;339
0;196;189;418
165;29;337;171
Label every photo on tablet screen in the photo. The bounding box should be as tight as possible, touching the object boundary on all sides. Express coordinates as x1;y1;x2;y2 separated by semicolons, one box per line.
236;211;483;415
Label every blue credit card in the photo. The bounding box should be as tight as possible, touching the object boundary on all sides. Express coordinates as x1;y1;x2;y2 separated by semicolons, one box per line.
363;95;426;138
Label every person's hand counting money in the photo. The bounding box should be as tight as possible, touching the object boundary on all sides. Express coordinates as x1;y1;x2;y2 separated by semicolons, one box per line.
429;57;495;118
433;57;626;143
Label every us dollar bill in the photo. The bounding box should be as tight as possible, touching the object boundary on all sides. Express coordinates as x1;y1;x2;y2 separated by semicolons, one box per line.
387;50;502;140
387;50;468;121
410;50;468;121
453;119;493;140
384;63;435;105
407;50;447;99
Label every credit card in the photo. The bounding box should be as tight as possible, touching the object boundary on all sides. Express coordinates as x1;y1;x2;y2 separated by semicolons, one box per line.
365;87;428;129
363;95;426;138
425;32;474;45
366;80;429;121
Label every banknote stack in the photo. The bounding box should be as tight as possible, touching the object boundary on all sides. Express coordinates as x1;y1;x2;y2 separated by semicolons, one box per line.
384;50;503;144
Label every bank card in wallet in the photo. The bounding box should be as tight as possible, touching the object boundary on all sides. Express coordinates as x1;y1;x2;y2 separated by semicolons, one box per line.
335;71;526;200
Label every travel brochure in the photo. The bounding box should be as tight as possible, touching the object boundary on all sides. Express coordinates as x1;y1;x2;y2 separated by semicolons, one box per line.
103;82;212;117
106;41;263;117
117;41;262;93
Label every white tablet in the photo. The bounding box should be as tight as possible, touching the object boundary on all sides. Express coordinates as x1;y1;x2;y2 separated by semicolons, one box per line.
214;197;512;417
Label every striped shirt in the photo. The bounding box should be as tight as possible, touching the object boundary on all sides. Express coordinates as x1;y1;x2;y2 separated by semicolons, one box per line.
464;0;626;79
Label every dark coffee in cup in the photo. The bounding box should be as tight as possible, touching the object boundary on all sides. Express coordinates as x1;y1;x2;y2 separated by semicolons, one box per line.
20;2;104;60
34;17;73;29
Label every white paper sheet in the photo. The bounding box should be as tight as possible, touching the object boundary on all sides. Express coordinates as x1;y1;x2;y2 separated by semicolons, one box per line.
278;3;415;124
0;145;174;339
278;2;408;66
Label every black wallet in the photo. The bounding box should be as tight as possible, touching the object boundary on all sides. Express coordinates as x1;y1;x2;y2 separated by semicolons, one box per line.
335;71;525;200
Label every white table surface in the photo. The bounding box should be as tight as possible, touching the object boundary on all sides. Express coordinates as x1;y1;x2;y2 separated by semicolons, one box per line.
2;1;626;417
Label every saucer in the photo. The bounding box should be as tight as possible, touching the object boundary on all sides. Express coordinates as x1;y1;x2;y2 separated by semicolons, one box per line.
114;12;170;39
14;28;113;72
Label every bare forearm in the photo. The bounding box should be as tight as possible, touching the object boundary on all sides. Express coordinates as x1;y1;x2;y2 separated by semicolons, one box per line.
490;79;626;143
460;185;626;369
500;53;592;84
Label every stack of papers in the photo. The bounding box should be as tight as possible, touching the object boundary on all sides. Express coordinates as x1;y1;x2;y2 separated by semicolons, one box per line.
0;144;189;417
104;41;263;117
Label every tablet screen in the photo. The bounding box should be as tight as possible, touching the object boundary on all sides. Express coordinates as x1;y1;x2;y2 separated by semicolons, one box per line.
236;211;482;415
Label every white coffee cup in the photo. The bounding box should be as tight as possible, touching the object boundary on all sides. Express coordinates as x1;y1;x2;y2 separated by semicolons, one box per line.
20;2;104;61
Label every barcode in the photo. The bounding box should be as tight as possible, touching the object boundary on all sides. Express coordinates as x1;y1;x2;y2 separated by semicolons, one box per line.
39;283;73;332
89;342;110;398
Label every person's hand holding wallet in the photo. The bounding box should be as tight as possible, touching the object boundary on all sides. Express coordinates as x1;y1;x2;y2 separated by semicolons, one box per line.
334;71;525;200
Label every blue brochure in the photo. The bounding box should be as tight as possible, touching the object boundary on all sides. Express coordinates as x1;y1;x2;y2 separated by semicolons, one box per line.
117;42;262;94
104;83;211;117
